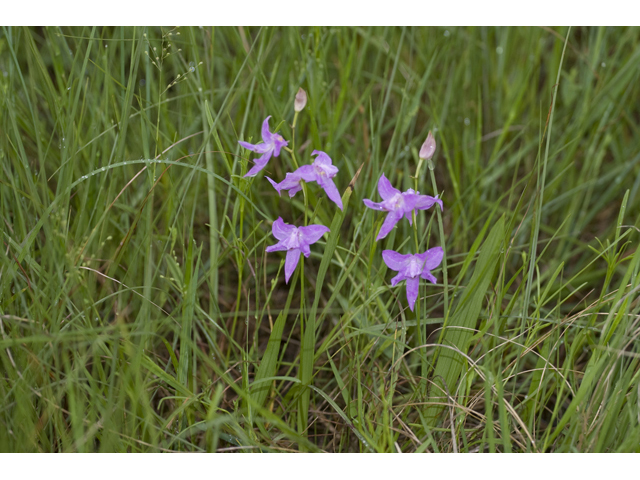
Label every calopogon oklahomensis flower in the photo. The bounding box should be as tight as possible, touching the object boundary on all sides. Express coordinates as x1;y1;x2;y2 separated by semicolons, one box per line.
266;150;343;210
266;217;330;284
238;116;288;178
363;174;443;240
382;247;443;311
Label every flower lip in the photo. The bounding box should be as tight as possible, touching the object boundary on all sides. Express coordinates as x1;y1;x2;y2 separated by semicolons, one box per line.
406;256;426;278
283;229;302;250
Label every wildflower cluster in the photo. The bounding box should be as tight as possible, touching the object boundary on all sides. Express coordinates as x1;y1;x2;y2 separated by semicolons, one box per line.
363;132;444;311
239;89;338;284
238;88;444;312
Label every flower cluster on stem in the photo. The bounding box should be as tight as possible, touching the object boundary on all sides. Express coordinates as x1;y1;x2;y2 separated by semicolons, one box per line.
239;88;340;283
239;89;444;313
363;132;444;311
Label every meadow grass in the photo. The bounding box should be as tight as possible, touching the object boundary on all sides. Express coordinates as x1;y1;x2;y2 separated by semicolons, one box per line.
1;26;640;452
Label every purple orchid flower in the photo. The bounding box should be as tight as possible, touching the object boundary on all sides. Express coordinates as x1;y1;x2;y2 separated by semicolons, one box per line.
238;116;288;178
363;174;443;240
382;247;443;311
266;217;330;284
266;150;343;210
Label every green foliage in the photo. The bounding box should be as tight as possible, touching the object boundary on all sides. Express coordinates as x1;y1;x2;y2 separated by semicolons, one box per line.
1;26;640;452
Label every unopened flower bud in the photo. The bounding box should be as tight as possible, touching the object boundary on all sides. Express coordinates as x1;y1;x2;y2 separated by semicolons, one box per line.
294;87;307;112
419;131;436;160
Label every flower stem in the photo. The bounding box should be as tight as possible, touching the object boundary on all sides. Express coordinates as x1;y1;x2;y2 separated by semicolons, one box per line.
428;165;449;323
413;168;425;380
411;209;423;346
300;253;305;324
290;110;308;225
289;111;300;168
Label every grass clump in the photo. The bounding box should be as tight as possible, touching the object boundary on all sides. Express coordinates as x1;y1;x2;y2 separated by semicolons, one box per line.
1;26;640;452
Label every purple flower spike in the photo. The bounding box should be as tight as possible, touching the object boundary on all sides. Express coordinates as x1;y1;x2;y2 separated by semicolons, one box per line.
238;116;289;178
382;247;443;311
266;217;330;284
363;174;443;240
266;150;343;210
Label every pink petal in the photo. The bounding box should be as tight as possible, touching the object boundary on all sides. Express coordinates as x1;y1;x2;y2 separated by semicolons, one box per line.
403;209;415;225
298;224;330;245
238;140;258;151
376;209;403;240
390;272;407;286
414;194;443;212
296;165;317;183
421;271;437;284
405;277;420;311
402;193;419;213
269;172;303;197
320;178;343;210
244;152;273;177
288;185;302;198
266;242;287;253
271;217;296;241
261;116;273;143
377;173;401;201
363;198;386;211
272;135;288;157
238;140;271;155
266;176;282;195
284;249;300;284
382;250;411;272
311;150;332;167
423;247;443;271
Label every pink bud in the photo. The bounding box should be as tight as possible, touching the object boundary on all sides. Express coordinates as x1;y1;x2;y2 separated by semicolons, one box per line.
419;131;436;160
294;87;307;112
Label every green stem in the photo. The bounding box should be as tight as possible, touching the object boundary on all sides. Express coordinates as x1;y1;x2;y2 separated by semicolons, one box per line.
413;162;425;381
289;111;300;168
429;163;449;323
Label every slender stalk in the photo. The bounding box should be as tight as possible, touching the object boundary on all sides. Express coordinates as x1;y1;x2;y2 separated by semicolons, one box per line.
287;111;309;224
428;161;449;323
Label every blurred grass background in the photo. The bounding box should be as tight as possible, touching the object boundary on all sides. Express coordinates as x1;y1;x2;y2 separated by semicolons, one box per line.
1;26;640;452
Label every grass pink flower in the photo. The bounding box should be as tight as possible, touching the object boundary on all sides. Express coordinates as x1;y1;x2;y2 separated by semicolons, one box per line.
266;150;343;210
382;247;443;311
266;217;330;283
238;116;288;177
364;174;443;240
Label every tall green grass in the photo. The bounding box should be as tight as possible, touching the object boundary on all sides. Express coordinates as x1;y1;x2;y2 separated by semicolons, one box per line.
1;26;640;452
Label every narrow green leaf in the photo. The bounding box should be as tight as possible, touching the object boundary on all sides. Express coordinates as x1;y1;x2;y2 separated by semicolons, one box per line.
299;165;362;436
250;267;299;410
427;215;505;425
